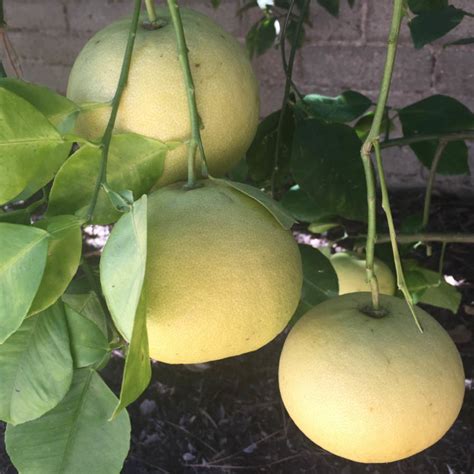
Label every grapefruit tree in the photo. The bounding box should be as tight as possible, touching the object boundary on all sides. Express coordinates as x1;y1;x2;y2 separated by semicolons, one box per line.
0;0;472;471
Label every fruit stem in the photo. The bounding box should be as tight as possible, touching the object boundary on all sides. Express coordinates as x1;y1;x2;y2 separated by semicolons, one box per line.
86;0;142;222
271;0;310;198
373;141;423;332
144;0;157;23
422;140;448;229
359;0;406;313
166;0;207;189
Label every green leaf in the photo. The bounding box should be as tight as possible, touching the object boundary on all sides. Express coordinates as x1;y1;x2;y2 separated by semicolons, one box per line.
246;17;277;58
101;196;151;415
0;302;73;425
47;134;170;224
355;111;393;141
62;292;108;338
299;91;372;123
404;261;461;313
6;369;131;474
292;245;339;322
111;289;151;419
0;223;49;343
308;221;341;234
286;19;306;48
281;186;329;223
444;37;474;48
318;0;339;16
101;196;148;340
399;95;474;174
419;279;462;313
0;208;31;225
0;79;79;134
246;108;295;183
0;88;71;204
210;0;221;7
28;215;83;315
291;119;367;222
408;0;447;14
64;303;109;369
214;178;296;229
409;6;466;49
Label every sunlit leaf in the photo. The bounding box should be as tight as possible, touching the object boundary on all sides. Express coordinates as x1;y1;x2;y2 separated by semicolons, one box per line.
0;302;73;425
0;223;49;343
0;79;79;134
6;369;131;474
0;88;71;204
47;134;170;224
29;215;83;315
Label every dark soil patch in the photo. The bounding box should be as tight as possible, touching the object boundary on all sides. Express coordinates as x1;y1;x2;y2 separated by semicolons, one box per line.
1;191;474;473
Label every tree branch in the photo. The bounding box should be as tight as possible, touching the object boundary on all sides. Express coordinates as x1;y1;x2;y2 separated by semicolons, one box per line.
87;0;142;222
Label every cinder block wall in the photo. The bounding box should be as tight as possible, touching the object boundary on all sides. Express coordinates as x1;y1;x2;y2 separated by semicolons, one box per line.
2;0;473;194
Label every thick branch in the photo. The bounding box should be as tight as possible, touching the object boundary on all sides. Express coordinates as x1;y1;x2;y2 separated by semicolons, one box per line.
167;0;207;188
271;0;309;197
87;0;142;222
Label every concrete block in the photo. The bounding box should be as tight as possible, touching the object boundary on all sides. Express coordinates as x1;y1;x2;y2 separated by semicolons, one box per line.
306;0;364;43
4;0;67;32
300;45;433;94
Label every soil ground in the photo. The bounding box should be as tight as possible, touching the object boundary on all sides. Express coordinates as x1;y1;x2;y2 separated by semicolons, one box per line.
1;191;473;474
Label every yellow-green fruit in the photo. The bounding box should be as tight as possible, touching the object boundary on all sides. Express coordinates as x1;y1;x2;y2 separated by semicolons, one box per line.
143;180;302;364
279;293;465;463
66;8;259;186
330;252;396;295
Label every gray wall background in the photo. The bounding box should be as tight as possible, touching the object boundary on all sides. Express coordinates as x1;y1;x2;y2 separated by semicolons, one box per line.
1;0;474;194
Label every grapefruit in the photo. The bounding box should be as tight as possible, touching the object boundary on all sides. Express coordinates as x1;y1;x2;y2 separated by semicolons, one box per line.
330;252;396;295
279;293;465;463
67;8;259;186
140;180;302;364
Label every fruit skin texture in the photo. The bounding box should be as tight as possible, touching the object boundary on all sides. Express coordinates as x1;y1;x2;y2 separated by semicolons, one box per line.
330;252;396;295
279;293;465;463
66;8;259;186
143;180;302;364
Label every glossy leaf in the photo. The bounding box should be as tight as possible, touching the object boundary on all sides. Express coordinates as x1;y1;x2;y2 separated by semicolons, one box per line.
0;223;49;343
404;261;461;313
0;302;73;425
292;245;339;322
299;90;372;123
281;186;329;223
318;0;339;16
0;79;79;134
101;195;148;340
29;215;83;315
215;178;296;229
47;134;170;224
6;369;131;474
111;289;151;419
246;108;295;184
64;303;109;368
399;95;474;174
101;196;150;413
409;6;466;49
0;88;71;204
444;37;474;48
408;0;447;14
291;119;367;222
62;292;108;338
246;17;277;58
